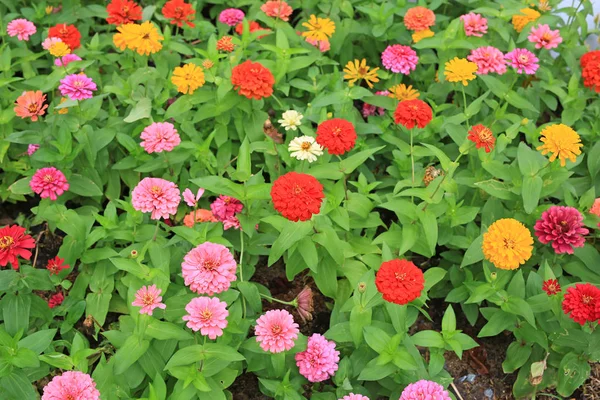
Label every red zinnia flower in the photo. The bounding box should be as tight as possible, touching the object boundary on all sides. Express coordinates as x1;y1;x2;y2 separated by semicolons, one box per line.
582;63;600;93
231;60;275;100
315;118;357;155
271;172;324;221
0;225;36;270
563;283;600;325
394;99;433;129
542;279;561;296
47;256;69;275
48;292;64;308
48;23;81;50
162;0;195;28
580;50;600;70
467;124;496;153
235;21;270;39
106;0;142;25
375;259;424;305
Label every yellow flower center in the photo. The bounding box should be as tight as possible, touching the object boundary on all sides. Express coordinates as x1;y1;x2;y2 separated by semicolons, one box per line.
478;127;493;142
203;259;217;270
301;142;312;151
143;294;155;306
201;309;212;320
271;324;282;334
518;54;529;63
150;185;161;195
28;103;39;113
583;295;593;305
0;236;14;249
43;174;54;183
294;185;303;194
395;272;406;281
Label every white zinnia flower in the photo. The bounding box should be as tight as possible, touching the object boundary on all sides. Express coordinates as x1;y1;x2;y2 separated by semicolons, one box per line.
278;110;303;131
288;136;323;163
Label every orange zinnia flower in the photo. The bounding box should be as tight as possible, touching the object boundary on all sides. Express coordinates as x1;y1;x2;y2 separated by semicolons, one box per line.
183;209;217;227
14;91;48;121
231;60;275;100
162;0;195;28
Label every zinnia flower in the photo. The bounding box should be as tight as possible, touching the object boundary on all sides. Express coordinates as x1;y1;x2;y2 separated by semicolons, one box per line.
412;29;434;43
49;41;71;57
444;57;478;85
404;6;435;31
536;124;582;167
41;371;100;400
219;8;245;26
30;167;69;201
183;188;204;207
505;48;539;75
467;47;506;75
235;21;271;38
58;73;97;100
375;259;424;305
295;334;340;382
340;394;369;400
362;90;389;117
271;172;324;222
182;296;229;339
261;0;293;21
7;19;36;41
255;309;299;353
542;279;561;296
106;0;143;25
48;292;64;308
467;124;495;153
301;15;335;42
305;37;330;52
231;60;274;100
278;110;303;131
528;24;562;49
27;144;39;155
14;91;48;122
381;45;418;74
131;177;180;220
140;122;180;153
400;380;451;400
482;218;533;270
113;21;163;56
460;13;487;37
582;57;600;93
42;37;62;50
132;284;166;315
343;59;379;88
48;23;81;50
54;53;82;67
0;225;35;270
315;118;357;155
210;195;243;222
162;0;195;27
223;216;241;230
216;36;235;52
47;256;69;275
534;206;589;254
181;242;237;295
288;136;324;163
183;209;217;227
512;8;541;33
591;198;600;219
296;286;314;323
388;84;419;101
562;283;600;325
394;99;433;129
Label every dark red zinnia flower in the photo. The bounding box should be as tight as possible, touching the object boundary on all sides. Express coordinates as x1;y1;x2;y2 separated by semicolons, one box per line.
47;256;69;275
48;292;64;308
534;206;589;255
106;0;142;25
48;23;81;50
467;124;495;153
315;118;357;155
542;279;561;296
162;0;196;28
231;60;275;100
271;172;324;221
0;225;36;270
393;99;433;129
375;259;424;305
563;283;600;325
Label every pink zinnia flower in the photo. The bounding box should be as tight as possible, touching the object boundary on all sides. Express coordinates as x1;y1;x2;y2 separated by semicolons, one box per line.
7;19;36;41
140;122;181;153
219;8;245;26
210;195;243;221
295;334;340;382
305;37;330;52
30;167;69;201
400;380;451;400
183;187;205;207
42;37;62;50
27;144;39;156
181;242;237;295
528;24;562;50
131;177;181;220
460;12;487;37
505;48;539;75
362;90;389;118
14;91;48;121
534;206;589;254
41;371;100;400
223;215;241;230
340;395;370;400
261;1;293;21
467;46;507;75
381;45;418;75
255;309;299;353
59;73;97;100
48;292;64;308
132;284;166;315
182;296;228;339
54;53;82;67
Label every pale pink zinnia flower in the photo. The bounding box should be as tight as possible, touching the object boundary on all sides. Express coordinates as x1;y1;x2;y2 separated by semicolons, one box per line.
41;371;100;400
467;46;507;75
400;380;451;400
27;144;39;156
534;206;589;254
30;167;69;201
59;73;97;100
54;53;82;67
255;309;299;353
295;334;340;382
181;242;237;295
140;122;181;153
460;13;487;37
182;296;229;339
505;48;539;75
528;24;562;50
381;45;418;75
305;37;330;52
183;187;205;207
219;8;245;26
42;37;62;50
131;177;181;220
340;395;370;400
131;284;166;315
362;90;389;117
210;195;243;221
7;19;36;41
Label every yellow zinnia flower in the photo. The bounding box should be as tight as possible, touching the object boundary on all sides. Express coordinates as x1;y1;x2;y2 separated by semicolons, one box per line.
444;57;478;86
537;124;582;167
412;29;434;43
57;97;69;115
113;21;163;56
49;42;71;57
388;84;420;101
343;59;379;88
512;8;541;33
482;218;533;270
171;63;205;95
301;15;335;42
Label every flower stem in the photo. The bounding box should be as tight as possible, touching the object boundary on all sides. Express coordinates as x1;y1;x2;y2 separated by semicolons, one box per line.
410;128;415;202
152;220;160;241
460;85;470;130
260;293;297;307
239;228;247;318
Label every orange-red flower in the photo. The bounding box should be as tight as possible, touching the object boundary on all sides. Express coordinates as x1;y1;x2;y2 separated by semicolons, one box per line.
261;0;293;21
404;6;435;31
14;91;48;122
394;99;433;129
231;60;275;100
106;0;142;25
271;172;324;222
48;23;81;50
467;124;495;153
375;259;424;305
581;50;600;92
216;36;235;52
0;225;35;270
235;21;270;39
183;209;217;227
315;118;357;155
162;0;195;28
562;283;600;325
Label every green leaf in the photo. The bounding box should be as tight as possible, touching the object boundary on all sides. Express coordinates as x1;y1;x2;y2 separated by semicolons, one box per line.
2;294;31;336
588;141;600;179
460;234;484;268
339;146;385;174
357;357;397;381
557;352;590;397
502;341;532;373
501;297;535;327
18;329;56;354
421;143;451;171
418;209;438;255
109;258;151;278
190;176;244;199
146;320;193;341
68;174;103;197
8;178;33;195
442;305;456;332
505;91;538;113
0;371;36;400
363;326;391;354
237;282;262;313
112;335;150;374
478;311;517;338
349;305;372;347
522;175;543;214
233;138;251;182
517;142;546;176
411;330;445;348
424;268;446;291
268;220;313;266
11;348;39;369
124;97;152;123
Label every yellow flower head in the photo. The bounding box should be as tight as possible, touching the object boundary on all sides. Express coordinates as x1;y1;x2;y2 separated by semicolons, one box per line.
57;97;69;115
113;21;163;56
171;63;205;95
412;29;434;43
512;8;541;33
45;6;54;14
301;15;335;42
49;42;71;57
343;59;379;88
444;57;478;86
536;124;582;167
388;84;420;101
537;1;551;12
482;218;533;270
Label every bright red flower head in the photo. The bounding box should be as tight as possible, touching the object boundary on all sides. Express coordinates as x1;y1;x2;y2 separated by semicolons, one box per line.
580;50;600;70
271;172;324;221
582;62;600;93
315;118;357;155
0;225;35;270
162;0;195;28
375;259;424;305
231;60;275;100
562;283;600;325
467;124;495;153
48;292;64;308
394;99;433;129
542;279;561;296
48;23;81;50
47;256;69;275
106;0;142;25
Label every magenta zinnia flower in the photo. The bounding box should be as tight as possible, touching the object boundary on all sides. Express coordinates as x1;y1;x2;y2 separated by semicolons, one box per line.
467;46;506;75
181;242;237;295
183;187;205;207
528;24;562;50
182;296;228;339
27;144;39;156
59;73;97;100
140;122;181;153
7;19;36;41
505;48;539;75
362;90;389;118
340;395;370;400
219;8;245;26
255;309;299;353
41;371;100;400
400;380;451;400
460;12;487;37
54;53;82;67
131;177;181;220
295;333;340;382
30;167;69;201
131;284;166;315
534;206;589;254
381;45;418;75
210;195;243;221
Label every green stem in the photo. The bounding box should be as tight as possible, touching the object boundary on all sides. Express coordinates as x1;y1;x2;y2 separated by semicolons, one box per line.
239;228;247;318
152;220;160;241
260;293;297;307
410;128;415;202
460;85;470;129
271;94;284;109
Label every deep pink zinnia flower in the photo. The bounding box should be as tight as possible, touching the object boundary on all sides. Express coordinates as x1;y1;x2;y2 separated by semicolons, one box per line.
460;12;487;37
255;309;299;353
381;45;418;75
131;177;181;220
183;187;204;207
181;242;237;295
528;24;562;50
362;90;389;118
182;296;228;339
340;395;370;400
534;206;589;254
223;215;241;230
295;334;340;382
219;8;245;26
505;48;539;75
140;122;181;153
30;167;69;201
58;73;97;100
41;371;100;400
7;19;36;41
400;380;451;400
132;284;166;315
54;53;82;67
210;195;243;221
27;144;39;155
467;46;507;75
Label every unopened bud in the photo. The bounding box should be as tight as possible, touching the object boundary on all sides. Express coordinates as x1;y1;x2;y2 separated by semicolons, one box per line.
130;250;138;258
358;282;367;293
